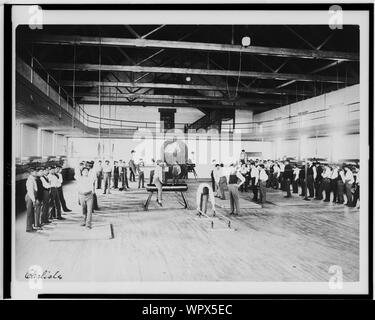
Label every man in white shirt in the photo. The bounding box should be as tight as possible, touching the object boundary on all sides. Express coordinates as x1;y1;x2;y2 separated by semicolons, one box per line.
55;166;71;212
217;164;227;200
210;160;217;192
330;165;339;203
250;162;259;202
129;150;137;182
226;163;245;215
152;160;164;206
95;160;103;189
102;160;112;194
239;150;247;164
272;162;281;189
25;168;38;232
40;167;52;224
306;161;316;198
343;165;355;207
322;165;332;202
48;167;64;220
258;164;269;205
87;161;99;211
278;161;286;191
353;167;360;207
74;162;84;180
292;165;300;194
77;167;95;229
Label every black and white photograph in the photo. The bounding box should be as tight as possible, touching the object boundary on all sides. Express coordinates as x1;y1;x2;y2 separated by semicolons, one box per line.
6;4;372;299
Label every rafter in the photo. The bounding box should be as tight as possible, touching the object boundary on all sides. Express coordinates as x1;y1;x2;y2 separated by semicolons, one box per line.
27;35;359;61
74;92;282;104
60;80;314;96
46;62;354;83
80;99;275;110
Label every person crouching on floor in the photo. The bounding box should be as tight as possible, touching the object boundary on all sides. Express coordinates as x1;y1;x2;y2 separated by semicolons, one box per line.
77;167;95;229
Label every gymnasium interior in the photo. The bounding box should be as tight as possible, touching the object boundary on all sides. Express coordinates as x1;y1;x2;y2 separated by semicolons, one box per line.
15;24;361;284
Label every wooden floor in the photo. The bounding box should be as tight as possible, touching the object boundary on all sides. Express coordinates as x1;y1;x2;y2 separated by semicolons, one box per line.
15;179;359;282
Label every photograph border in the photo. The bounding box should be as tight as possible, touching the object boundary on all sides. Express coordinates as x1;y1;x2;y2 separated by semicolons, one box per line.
3;2;373;300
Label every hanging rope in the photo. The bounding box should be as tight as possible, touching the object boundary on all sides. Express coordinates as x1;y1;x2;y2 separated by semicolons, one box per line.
225;25;242;100
98;41;102;158
226;50;242;100
72;44;76;128
109;87;111;139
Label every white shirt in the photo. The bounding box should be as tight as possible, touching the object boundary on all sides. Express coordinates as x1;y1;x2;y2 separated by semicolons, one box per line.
273;164;281;177
293;168;300;181
331;168;339;180
322;167;332;179
55;172;63;188
313;166;317;179
339;171;346;182
40;175;51;189
95;164;103;173
213;167;221;183
74;167;83;180
226;168;245;186
259;169;268;182
218;167;226;178
153;166;164;184
355;170;360;184
102;164;112;173
26;175;37;202
77;175;95;194
48;173;59;188
250;167;259;181
344;170;354;184
278;163;285;172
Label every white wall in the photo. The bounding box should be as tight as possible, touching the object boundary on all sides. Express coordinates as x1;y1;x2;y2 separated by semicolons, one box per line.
274;134;359;161
20;124;38;157
54;134;67;156
254;84;359;123
253;84;360;136
41;130;53;156
235;109;253;133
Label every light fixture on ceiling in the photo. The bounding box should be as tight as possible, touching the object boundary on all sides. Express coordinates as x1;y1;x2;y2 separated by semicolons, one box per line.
241;36;251;48
185;76;191;82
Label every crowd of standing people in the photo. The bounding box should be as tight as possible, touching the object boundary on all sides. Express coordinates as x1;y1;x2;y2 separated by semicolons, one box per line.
25;148;360;231
210;150;360;215
25;166;71;232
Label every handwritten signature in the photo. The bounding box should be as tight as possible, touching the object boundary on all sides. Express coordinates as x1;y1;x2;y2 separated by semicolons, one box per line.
25;269;63;280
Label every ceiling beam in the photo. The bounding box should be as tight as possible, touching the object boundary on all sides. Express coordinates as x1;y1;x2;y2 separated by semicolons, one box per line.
141;25;166;39
276;60;345;88
60;80;314;96
27;35;359;61
124;25;141;39
46;63;353;83
80;99;274;110
73;92;282;104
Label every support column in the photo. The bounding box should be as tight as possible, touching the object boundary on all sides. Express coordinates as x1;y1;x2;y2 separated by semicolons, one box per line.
37;128;43;157
52;132;56;156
